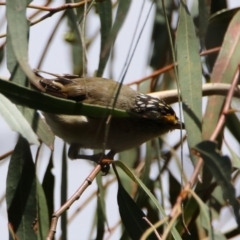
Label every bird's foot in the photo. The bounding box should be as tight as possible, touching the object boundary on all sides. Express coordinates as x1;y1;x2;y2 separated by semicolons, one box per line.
68;145;115;175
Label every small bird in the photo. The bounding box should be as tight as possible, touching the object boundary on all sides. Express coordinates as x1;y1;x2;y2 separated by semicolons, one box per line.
35;70;183;162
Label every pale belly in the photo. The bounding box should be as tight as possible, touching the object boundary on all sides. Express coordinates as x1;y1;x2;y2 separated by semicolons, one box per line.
43;113;172;152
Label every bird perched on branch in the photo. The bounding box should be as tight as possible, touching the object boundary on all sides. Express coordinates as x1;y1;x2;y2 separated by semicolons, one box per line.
34;70;183;162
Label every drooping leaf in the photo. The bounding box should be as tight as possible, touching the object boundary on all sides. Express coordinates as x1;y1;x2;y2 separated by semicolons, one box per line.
114;160;182;240
188;189;213;238
42;153;54;224
226;112;240;144
205;8;240;71
193;140;240;229
117;180;158;240
6;136;37;240
61;144;68;239
149;0;172;70
95;174;107;240
176;0;202;163
96;0;112;77
97;0;131;76
0;94;39;145
203;9;240;139
0;79;129;117
198;0;210;47
6;1;54;147
36;178;49;239
65;7;83;75
6;0;39;85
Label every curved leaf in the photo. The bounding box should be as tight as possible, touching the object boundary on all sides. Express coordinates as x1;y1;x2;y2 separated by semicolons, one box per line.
205;8;240;71
117;181;158;240
0;94;39;145
36;179;49;239
203;9;240;139
193;140;240;229
6;136;37;240
97;0;131;76
176;1;202;162
96;0;112;76
114;160;182;240
0;79;129;117
6;0;39;85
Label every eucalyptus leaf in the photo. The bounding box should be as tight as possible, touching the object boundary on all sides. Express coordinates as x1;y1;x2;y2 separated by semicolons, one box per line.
0;79;129;117
114;160;182;240
176;1;202;164
0;94;39;145
194;140;240;229
6;136;37;240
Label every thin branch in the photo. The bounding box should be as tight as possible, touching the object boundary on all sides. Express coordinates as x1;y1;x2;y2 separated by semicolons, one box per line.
130;46;221;86
0;150;13;160
46;164;102;240
0;0;91;38
142;217;162;240
168;67;240;230
149;83;240;104
211;67;240;140
68;176;116;224
0;1;90;12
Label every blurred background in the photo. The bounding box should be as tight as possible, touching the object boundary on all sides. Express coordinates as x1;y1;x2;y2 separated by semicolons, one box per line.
1;0;240;239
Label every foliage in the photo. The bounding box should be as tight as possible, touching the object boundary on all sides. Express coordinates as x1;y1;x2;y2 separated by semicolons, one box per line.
0;0;240;239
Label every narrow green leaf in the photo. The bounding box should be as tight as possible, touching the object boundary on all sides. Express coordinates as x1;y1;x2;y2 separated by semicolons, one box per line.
194;140;240;229
22;108;54;148
97;0;131;76
6;3;54;147
198;0;210;47
96;0;112;76
169;171;181;207
149;0;171;69
0;44;4;64
203;9;240;139
36;178;49;240
95;175;106;240
114;160;182;240
205;8;240;70
176;1;202;162
42;154;54;224
61;144;67;239
117;181;158;240
188;189;213;237
6;136;37;240
66;8;83;75
119;148;139;169
136;141;152;206
224;141;240;170
0;79;129;117
6;25;28;86
0;94;39;145
6;0;39;84
226;112;240;144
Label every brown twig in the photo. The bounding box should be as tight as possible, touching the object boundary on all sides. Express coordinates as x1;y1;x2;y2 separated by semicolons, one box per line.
168;67;240;228
0;0;91;38
142;217;162;240
149;83;240;104
0;150;13;160
46;164;102;240
105;220;121;240
67;176;116;224
129;46;221;86
210;67;240;140
0;1;90;12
